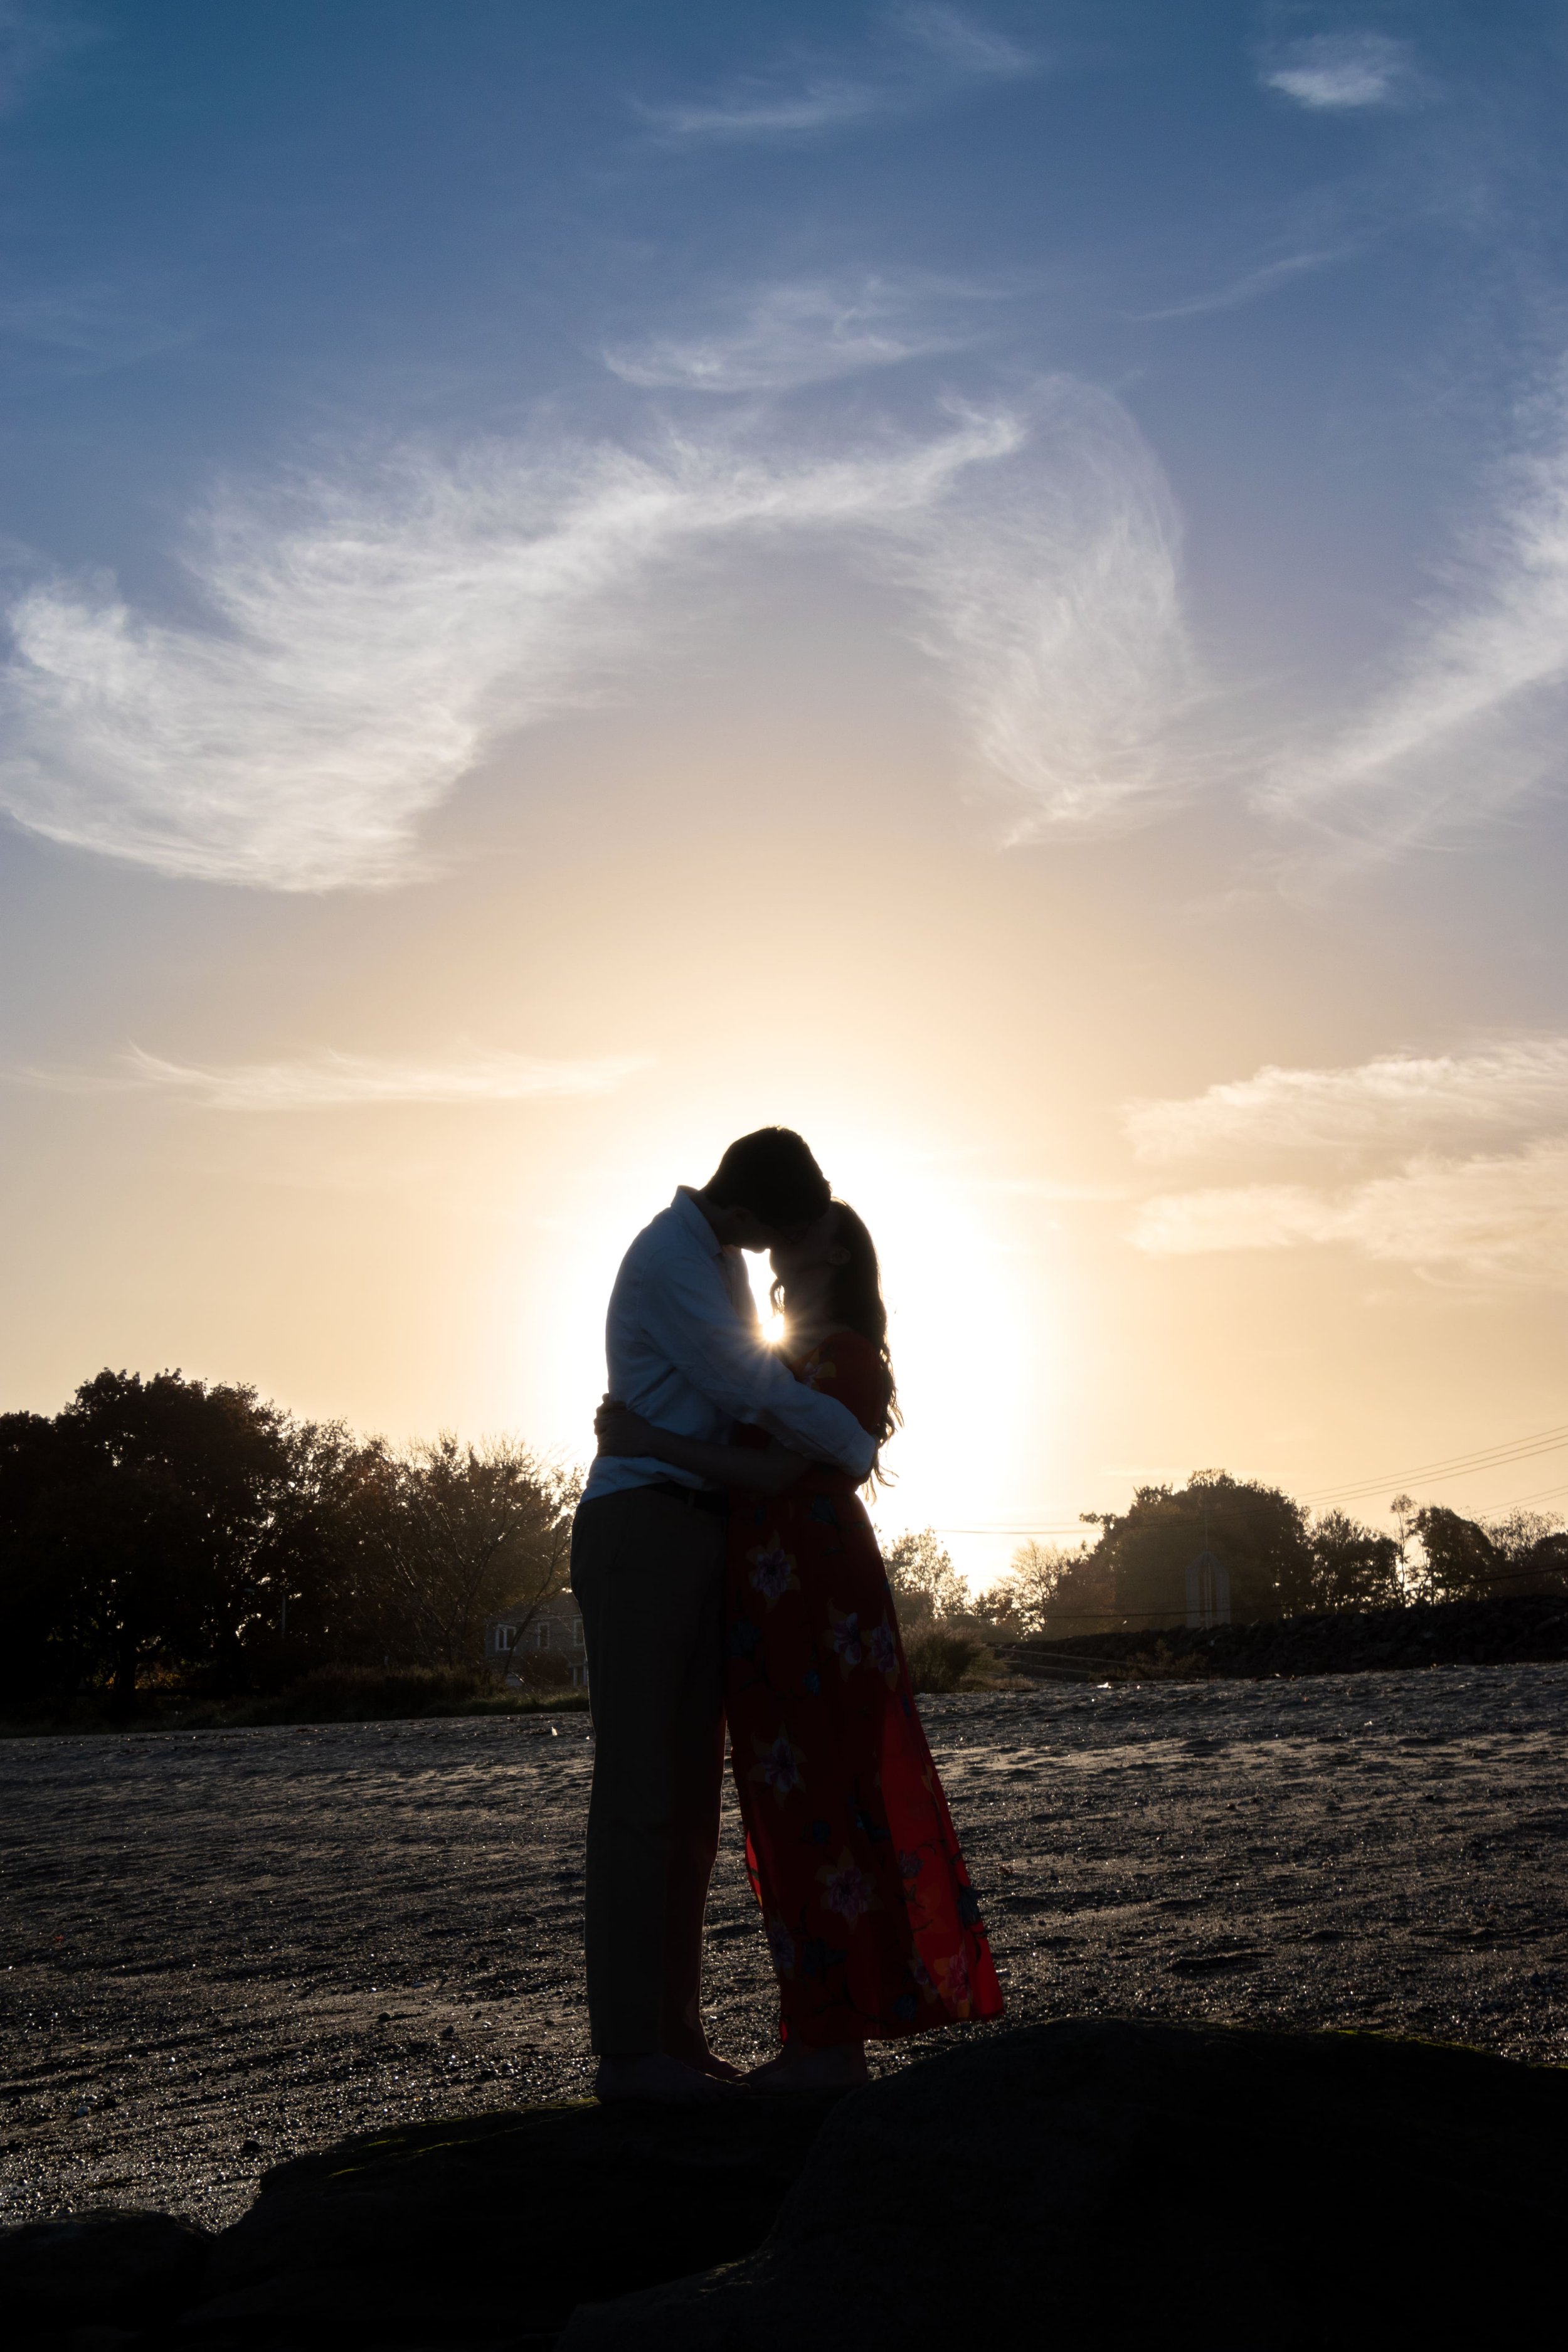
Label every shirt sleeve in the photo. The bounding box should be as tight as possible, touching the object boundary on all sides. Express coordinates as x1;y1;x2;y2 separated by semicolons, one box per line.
644;1248;878;1481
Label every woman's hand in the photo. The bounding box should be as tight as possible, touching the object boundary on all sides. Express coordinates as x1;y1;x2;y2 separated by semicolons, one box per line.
594;1398;659;1459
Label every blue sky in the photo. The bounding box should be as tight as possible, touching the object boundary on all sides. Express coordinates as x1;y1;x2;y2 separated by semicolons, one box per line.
3;2;1567;1567
5;1;1566;881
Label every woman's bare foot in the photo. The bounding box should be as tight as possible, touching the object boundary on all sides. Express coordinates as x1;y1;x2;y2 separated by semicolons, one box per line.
745;2043;869;2093
594;2052;737;2104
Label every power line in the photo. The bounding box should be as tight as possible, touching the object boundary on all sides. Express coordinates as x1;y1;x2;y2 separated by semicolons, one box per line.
930;1523;1087;1537
1296;1421;1568;1507
1493;1476;1568;1512
922;1419;1568;1546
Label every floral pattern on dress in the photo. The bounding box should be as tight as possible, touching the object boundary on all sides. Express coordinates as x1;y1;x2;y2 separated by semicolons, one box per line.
818;1851;877;1924
828;1603;865;1673
723;1330;1004;2051
748;1538;801;1608
869;1618;899;1684
750;1729;807;1804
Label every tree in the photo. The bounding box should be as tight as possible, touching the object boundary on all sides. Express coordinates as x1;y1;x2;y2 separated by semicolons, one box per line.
1408;1505;1568;1602
973;1540;1104;1639
880;1528;967;1630
1412;1505;1499;1602
1080;1471;1316;1632
238;1417;410;1678
0;1370;301;1706
1305;1510;1401;1613
352;1434;580;1670
1484;1511;1568;1595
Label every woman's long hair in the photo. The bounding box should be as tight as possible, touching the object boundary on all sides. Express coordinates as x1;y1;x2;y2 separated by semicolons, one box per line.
773;1200;900;1473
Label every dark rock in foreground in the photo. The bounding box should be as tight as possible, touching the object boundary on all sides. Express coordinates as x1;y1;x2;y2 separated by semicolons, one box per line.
1010;1590;1568;1682
178;2092;839;2348
1;2205;211;2333
7;2021;1565;2346
561;2020;1568;2351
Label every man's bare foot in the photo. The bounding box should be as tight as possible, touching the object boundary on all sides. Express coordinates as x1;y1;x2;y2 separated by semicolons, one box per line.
594;2052;737;2104
691;2048;746;2084
745;2043;869;2093
662;2025;745;2083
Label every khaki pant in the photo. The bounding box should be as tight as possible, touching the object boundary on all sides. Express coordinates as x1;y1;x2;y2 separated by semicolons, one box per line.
569;1486;726;2057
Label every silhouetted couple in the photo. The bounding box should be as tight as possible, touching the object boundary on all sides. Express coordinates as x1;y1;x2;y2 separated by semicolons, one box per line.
571;1126;1002;2103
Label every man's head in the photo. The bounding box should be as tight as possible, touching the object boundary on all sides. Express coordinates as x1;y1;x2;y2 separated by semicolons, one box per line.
697;1127;830;1251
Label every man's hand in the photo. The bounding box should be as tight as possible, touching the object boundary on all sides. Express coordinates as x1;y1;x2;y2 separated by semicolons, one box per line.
595;1400;659;1458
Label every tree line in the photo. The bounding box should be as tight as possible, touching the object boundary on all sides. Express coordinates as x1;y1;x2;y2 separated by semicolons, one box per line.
0;1369;578;1712
6;1374;1564;1712
884;1469;1568;1645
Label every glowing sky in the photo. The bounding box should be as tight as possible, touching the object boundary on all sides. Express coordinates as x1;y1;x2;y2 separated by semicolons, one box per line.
3;2;1567;1584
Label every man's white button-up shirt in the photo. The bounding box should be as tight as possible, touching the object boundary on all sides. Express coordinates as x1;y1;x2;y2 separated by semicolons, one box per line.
580;1187;877;1503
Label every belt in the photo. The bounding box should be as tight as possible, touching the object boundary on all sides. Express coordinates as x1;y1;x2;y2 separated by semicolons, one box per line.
647;1478;729;1517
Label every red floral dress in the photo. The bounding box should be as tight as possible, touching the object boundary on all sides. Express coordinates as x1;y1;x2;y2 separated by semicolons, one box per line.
724;1330;1005;2048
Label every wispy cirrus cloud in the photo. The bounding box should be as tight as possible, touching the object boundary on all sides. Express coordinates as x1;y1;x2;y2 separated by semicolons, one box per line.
0;379;1194;886
639;5;1036;143
1133;247;1347;325
1262;376;1568;854
878;378;1196;832
0;411;1009;888
1126;1039;1568;1160
1127;1038;1568;1289
1260;32;1423;114
605;275;985;395
16;1043;650;1110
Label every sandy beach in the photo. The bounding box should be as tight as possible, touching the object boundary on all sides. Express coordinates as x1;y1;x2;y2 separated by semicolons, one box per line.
3;1663;1565;2232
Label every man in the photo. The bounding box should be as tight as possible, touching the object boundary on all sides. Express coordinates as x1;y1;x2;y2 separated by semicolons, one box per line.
571;1128;877;2104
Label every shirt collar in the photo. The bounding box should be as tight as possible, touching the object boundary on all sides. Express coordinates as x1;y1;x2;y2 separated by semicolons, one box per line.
672;1185;723;1256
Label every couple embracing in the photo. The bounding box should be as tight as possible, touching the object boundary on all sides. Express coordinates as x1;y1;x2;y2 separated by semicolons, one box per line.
570;1126;1003;2102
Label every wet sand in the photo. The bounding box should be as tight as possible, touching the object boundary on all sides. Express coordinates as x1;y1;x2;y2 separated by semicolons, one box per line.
3;1664;1565;2230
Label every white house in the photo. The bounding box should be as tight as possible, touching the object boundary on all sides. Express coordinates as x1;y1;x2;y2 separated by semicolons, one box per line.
485;1595;588;1689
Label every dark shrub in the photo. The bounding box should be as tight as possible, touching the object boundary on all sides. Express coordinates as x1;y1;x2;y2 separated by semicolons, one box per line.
903;1629;985;1693
512;1650;573;1690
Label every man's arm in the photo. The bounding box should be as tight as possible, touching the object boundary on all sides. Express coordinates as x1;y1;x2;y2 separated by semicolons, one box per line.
595;1404;808;1495
645;1250;877;1481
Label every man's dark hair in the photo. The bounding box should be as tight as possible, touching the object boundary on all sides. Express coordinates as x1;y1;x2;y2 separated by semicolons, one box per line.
702;1128;829;1229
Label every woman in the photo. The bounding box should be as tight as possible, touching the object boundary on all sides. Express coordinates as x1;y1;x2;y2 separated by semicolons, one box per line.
594;1201;1004;2088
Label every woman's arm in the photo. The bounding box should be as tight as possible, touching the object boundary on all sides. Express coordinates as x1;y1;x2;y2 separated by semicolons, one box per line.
594;1402;809;1495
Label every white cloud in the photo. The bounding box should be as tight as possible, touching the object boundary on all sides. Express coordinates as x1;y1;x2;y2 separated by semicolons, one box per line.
644;77;882;142
896;4;1034;79
1134;248;1345;325
1261;33;1420;112
0;415;1006;888
605;276;980;395
1127;1037;1568;1291
1131;1142;1568;1289
1126;1039;1568;1160
879;379;1195;830
17;1044;650;1110
0;382;1194;885
640;7;1036;142
1263;378;1568;851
